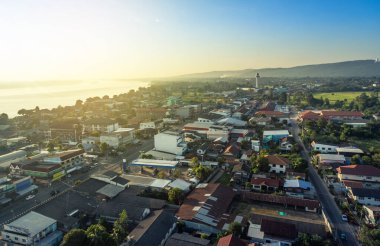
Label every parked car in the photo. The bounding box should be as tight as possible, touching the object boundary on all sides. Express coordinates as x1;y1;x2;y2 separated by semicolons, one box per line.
340;233;347;241
25;195;35;200
342;214;348;222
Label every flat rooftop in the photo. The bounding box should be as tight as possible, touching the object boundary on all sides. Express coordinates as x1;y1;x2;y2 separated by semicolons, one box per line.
130;159;178;168
6;211;56;237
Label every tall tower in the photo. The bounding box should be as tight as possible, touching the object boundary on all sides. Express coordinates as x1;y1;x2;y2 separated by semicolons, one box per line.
255;73;260;88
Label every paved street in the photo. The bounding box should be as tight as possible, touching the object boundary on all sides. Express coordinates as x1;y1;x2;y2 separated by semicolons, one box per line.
289;113;359;246
0;138;154;226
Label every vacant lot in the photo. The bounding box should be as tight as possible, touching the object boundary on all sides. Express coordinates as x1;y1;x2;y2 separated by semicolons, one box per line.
314;91;367;102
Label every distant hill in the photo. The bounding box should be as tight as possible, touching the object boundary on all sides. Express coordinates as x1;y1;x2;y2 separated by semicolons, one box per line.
172;59;380;79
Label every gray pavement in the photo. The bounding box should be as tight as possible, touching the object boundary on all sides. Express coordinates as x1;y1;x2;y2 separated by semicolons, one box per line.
289;113;359;246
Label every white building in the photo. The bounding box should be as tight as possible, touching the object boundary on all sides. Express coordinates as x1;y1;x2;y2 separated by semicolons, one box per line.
336;165;380;183
311;142;338;153
2;211;62;245
267;155;290;174
349;188;380;206
100;128;135;148
0;150;27;171
251;140;261;152
154;131;187;155
139;120;163;130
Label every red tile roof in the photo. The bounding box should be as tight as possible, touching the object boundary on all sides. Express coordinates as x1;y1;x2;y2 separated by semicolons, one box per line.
337;165;380;177
56;149;85;161
251;178;281;188
321;110;363;118
298;110;321;120
217;234;246;246
261;219;298;240
267;155;290;166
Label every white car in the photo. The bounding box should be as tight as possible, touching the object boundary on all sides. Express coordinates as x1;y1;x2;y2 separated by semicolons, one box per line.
25;195;35;200
341;214;348;221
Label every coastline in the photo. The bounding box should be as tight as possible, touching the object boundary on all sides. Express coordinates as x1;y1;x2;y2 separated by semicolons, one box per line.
0;80;150;118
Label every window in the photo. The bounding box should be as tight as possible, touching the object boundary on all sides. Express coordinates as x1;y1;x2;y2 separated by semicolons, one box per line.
322;147;326;150
272;164;276;167
280;165;283;168
15;237;18;241
22;239;26;242
316;147;320;150
328;148;331;150
5;235;9;239
367;177;373;180
359;197;364;200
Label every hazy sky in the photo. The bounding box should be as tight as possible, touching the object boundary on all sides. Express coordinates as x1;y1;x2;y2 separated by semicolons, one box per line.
0;0;379;80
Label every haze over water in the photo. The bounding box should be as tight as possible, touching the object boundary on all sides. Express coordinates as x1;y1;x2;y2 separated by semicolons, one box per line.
0;80;149;117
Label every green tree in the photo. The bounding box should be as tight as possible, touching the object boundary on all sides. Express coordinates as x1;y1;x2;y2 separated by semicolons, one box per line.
251;152;270;173
351;154;361;164
157;171;167;179
168;188;183;204
47;141;55;152
228;222;242;236
86;224;116;246
60;229;88;246
358;225;380;246
100;142;109;158
112;210;129;245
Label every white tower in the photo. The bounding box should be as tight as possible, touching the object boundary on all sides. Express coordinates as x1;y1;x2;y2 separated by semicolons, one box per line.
255;73;260;88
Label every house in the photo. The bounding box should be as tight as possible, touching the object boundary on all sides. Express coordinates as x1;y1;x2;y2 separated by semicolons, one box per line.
279;140;293;151
297;111;321;122
255;111;289;124
183;122;213;135
0;150;27;171
336;165;380;183
348;188;380;206
222;144;241;160
250;178;280;192
336;147;364;158
168;179;192;192
217;117;247;127
251;140;260;152
125;210;177;246
100;128;135;148
267;155;290;174
232;163;250;185
81;136;99;151
207;125;230;140
139;120;163;130
217;234;246;246
135;107;167;121
1;211;63;246
83;118;119;133
311;142;338;154
165;232;210;246
262;130;289;145
284;179;314;199
248;218;297;246
154;131;187;155
44;149;85;169
176;183;235;234
197;113;223;123
317;154;346;168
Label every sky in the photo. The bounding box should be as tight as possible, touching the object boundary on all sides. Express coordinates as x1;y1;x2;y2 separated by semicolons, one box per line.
0;0;379;81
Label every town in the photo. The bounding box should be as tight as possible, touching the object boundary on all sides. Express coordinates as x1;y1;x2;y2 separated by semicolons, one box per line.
0;75;380;246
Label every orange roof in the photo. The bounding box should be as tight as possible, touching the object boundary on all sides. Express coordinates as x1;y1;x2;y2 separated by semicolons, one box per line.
217;234;246;246
298;110;321;120
251;178;281;187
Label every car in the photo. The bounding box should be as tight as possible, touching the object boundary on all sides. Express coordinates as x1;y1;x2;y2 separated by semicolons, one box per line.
342;214;348;221
25;195;35;200
340;233;347;241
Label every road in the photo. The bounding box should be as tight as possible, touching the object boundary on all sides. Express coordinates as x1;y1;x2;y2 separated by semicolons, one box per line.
289;114;359;246
0;138;154;226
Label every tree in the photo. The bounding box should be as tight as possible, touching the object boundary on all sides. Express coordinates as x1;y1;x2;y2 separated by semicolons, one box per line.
100;142;109;158
60;229;88;246
86;224;116;246
193;164;212;181
75;100;83;107
358;225;380;246
190;157;199;166
295;233;324;246
112;210;129;245
251;152;270;173
157;171;167;179
0;113;9;124
168;188;183;204
47;141;55;152
228;222;242;236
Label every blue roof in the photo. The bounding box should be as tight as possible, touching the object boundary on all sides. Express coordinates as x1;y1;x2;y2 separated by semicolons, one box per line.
284;179;311;190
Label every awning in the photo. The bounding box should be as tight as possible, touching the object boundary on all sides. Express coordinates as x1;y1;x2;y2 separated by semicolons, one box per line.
17;185;38;196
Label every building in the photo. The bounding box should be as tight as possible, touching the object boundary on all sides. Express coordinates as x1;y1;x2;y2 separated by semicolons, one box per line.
297;111;321;122
135;107;167;121
126;209;176;246
336;147;364;157
0;150;27;172
44;149;85;169
217;234;246;246
183;122;213;135
348;188;380;206
139;120;163;130
165;232;210;246
176;183;235;234
267;155;290;174
363;205;380;226
207;125;230;140
81;136;99;151
262;130;289;145
321;110;364;120
197;113;224;123
255;111;289;123
100;128;135;148
336;165;380;183
154;131;187;155
83;118;119;133
1;211;62;246
284;179;314;199
248;218;297;245
250;178;281;192
130;159;178;169
311;142;338;153
317;154;346;168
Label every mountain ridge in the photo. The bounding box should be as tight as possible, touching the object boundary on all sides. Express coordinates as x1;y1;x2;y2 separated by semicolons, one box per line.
170;59;380;79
